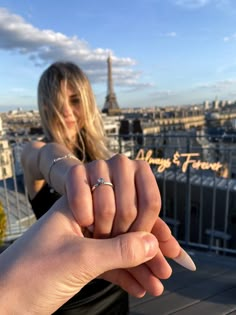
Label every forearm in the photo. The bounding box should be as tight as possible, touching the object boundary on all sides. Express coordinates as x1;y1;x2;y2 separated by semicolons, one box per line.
0;198;81;314
0;251;47;315
0;210;55;314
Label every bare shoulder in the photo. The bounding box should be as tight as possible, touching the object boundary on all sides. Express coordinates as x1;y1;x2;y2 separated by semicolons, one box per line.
21;141;45;162
22;140;46;152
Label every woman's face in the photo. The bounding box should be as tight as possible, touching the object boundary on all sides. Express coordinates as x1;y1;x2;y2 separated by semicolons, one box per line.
62;86;82;139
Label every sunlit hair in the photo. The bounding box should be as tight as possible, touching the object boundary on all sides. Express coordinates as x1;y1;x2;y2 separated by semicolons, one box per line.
38;61;111;161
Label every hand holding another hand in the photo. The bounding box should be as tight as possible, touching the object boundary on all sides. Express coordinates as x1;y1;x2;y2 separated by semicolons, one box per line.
65;154;196;297
65;154;161;238
0;196;159;314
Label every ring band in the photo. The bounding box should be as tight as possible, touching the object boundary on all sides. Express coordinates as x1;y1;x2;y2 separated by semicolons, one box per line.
91;177;113;192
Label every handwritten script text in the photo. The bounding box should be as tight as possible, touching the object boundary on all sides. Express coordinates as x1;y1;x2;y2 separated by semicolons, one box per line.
135;149;223;173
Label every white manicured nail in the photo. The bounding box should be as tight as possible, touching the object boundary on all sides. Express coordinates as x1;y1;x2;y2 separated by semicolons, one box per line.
172;248;196;271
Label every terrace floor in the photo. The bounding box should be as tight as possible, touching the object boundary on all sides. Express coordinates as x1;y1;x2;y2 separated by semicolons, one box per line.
130;249;236;315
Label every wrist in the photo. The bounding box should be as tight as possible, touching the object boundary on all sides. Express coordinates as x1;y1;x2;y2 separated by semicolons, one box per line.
48;153;78;187
39;143;81;194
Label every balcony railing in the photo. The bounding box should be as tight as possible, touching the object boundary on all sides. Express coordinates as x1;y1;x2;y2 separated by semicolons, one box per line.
1;131;236;256
108;131;236;255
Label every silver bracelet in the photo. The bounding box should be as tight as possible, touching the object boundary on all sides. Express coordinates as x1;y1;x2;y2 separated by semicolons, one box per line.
48;153;78;186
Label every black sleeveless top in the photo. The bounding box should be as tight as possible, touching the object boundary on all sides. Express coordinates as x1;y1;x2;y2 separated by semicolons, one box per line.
29;184;129;315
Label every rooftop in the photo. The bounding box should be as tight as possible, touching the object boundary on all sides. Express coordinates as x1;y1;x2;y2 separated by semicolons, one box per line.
130;249;236;315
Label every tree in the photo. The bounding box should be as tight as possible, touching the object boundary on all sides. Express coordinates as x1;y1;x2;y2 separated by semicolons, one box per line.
0;201;6;245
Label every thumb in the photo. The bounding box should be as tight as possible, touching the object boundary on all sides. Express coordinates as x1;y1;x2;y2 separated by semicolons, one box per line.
83;232;159;277
110;232;158;269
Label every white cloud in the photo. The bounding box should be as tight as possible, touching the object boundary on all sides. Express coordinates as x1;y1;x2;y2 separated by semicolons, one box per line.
149;89;179;101
0;7;148;88
173;0;211;9
194;79;236;92
173;0;235;10
167;32;177;37
223;33;236;42
161;32;177;37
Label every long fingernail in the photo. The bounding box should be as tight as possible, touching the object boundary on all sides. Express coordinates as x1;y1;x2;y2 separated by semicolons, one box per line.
172;248;196;271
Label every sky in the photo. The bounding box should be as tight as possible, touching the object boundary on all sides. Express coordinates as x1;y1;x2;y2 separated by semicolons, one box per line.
0;0;236;111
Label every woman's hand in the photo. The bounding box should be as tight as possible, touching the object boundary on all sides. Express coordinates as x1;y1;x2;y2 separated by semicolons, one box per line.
65;154;161;238
64;155;189;296
65;158;196;296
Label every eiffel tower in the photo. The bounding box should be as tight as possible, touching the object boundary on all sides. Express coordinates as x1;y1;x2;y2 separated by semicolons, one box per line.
102;55;121;115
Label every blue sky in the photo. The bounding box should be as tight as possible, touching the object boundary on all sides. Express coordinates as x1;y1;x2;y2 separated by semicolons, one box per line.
0;0;236;111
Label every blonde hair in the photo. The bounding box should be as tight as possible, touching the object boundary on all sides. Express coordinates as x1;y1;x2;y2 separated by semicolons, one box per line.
38;62;111;161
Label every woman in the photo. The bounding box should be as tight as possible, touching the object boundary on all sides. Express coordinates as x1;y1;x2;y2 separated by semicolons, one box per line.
21;62;195;314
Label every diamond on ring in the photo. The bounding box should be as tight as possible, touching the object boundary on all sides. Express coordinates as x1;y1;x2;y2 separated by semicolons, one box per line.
91;177;113;192
97;177;105;184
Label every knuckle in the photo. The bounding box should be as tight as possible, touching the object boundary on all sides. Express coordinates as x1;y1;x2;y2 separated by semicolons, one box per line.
118;237;137;263
97;205;115;220
142;197;161;217
110;154;130;167
67;163;82;179
89;159;107;172
135;159;150;170
117;205;137;225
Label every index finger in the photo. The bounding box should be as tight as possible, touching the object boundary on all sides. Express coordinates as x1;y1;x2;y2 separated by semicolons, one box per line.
65;164;94;227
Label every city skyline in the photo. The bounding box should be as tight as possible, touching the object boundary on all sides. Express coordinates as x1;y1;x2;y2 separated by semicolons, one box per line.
0;0;236;111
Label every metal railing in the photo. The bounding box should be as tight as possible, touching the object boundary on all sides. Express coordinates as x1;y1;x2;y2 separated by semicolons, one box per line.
1;131;236;255
108;131;236;255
